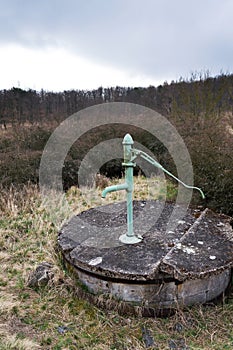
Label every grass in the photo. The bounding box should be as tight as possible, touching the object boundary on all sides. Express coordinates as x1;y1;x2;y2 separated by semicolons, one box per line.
0;178;233;349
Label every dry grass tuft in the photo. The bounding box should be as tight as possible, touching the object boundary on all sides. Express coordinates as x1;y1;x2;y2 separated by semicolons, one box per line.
0;294;21;315
95;173;110;189
0;331;41;350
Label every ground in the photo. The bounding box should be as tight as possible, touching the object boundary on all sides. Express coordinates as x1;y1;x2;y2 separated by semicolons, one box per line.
0;179;233;349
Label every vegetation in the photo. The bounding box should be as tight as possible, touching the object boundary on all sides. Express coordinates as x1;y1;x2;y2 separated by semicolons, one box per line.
0;181;233;349
0;72;233;348
1;72;233;126
1;73;233;215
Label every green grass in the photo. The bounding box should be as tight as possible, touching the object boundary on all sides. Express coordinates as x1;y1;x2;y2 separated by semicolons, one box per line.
0;179;233;349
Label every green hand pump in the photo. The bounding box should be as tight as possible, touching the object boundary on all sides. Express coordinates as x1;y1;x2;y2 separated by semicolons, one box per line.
101;134;205;244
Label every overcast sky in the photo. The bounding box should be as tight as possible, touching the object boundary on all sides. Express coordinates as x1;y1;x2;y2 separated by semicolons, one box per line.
0;0;233;92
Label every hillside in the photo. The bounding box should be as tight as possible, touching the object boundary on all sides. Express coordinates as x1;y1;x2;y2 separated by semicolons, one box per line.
0;73;233;215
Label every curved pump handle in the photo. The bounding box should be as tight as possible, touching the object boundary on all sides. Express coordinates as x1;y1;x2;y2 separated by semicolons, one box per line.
131;148;205;199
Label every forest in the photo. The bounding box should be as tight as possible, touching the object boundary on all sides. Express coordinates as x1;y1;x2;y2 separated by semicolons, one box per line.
1;72;233;125
0;72;233;215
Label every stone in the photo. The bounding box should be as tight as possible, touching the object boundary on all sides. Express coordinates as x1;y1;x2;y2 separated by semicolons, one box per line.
58;200;233;313
142;326;155;348
27;262;54;288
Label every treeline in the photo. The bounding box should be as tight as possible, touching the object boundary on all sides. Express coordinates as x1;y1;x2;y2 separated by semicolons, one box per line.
1;72;233;125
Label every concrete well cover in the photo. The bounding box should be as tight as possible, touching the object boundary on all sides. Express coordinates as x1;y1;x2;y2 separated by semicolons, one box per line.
58;201;233;309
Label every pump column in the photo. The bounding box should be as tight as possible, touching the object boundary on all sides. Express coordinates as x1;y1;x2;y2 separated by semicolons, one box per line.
119;134;143;244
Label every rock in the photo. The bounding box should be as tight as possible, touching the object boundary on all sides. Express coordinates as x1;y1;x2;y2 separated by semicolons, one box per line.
173;322;183;333
57;325;69;334
58;201;233;313
142;326;155;348
168;338;190;350
27;262;54;288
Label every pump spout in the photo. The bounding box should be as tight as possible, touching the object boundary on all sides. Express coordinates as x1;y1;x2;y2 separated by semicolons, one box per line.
101;183;128;198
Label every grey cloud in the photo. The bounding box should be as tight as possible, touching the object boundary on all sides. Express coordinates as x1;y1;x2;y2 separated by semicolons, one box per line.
0;0;233;82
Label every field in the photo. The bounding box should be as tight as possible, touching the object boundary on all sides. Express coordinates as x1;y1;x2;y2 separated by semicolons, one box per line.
0;179;233;350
